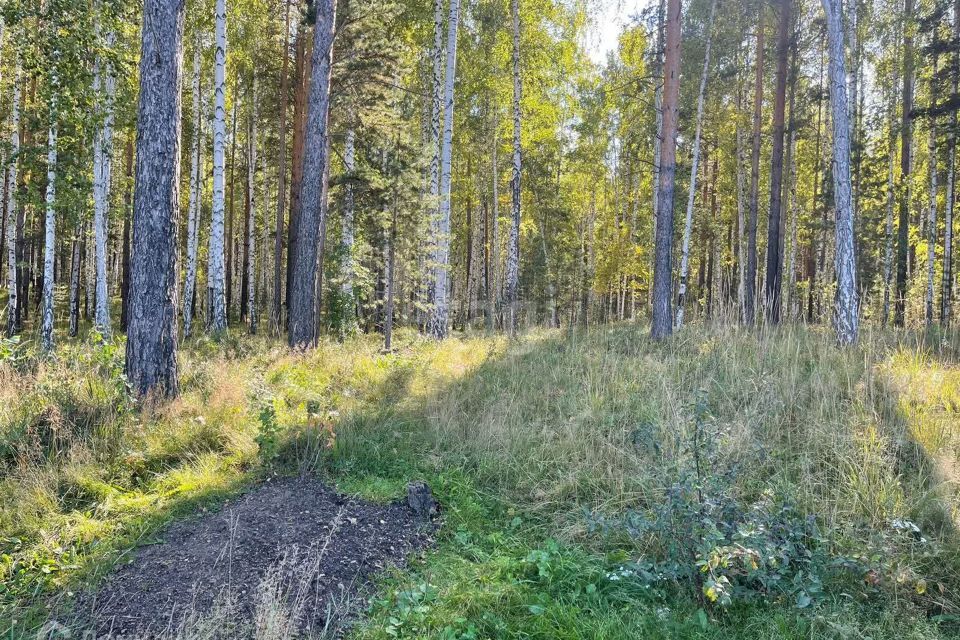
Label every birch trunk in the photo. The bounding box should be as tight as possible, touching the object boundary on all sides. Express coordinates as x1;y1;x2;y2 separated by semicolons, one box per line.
339;126;356;335
945;0;958;323
650;0;681;340
246;81;258;335
505;0;522;334
93;30;116;338
288;0;336;347
675;0;716;329
822;0;858;345
41;102;58;352
425;0;443;332
208;0;228;332
426;0;461;339
125;0;185;397
5;60;19;336
69;224;81;337
183;38;202;337
120;136;133;331
745;8;764;325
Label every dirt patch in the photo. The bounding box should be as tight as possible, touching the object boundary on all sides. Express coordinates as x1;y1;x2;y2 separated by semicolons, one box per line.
71;476;436;638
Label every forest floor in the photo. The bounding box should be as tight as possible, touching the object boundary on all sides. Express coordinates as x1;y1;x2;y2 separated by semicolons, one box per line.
1;321;959;638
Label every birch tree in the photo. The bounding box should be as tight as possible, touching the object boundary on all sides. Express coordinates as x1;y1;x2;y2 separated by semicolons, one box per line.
338;126;356;336
426;0;461;339
246;80;258;335
208;0;228;333
183;37;203;338
125;0;186;397
5;56;20;337
943;0;958;323
505;0;521;334
895;0;914;326
41;90;58;352
93;28;116;338
925;50;939;327
821;0;858;345
675;0;717;329
745;6;764;325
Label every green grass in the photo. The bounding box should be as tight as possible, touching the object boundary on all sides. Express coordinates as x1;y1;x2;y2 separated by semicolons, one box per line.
1;322;959;638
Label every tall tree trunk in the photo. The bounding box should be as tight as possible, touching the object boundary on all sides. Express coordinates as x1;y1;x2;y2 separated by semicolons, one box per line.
120;136;133;331
505;0;522;334
183;37;202;338
288;0;336;347
339;126;356;336
651;0;666;265
489;110;500;329
41;115;57;352
675;0;717;328
384;152;398;352
945;0;959;323
125;0;185;397
69;223;81;337
745;7;764;325
735;51;747;317
650;0;681;340
764;0;790;323
926;50;939;327
208;0;228;332
895;0;915;326
227;100;238;319
426;0;461;339
273;0;291;335
245;82;258;334
785;41;799;319
822;0;858;345
93;30;116;338
286;22;309;331
5;59;19;336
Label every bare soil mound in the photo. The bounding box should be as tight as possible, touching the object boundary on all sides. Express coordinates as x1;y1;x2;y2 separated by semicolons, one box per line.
73;476;436;638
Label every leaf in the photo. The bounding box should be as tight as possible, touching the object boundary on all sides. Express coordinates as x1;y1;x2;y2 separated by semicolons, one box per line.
795;592;812;609
696;608;709;630
528;605;545;615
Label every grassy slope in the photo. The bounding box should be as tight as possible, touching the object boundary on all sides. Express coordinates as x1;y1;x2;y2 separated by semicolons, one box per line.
0;323;958;638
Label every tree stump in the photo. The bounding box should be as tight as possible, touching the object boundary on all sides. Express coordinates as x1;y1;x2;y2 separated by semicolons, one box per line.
406;481;438;518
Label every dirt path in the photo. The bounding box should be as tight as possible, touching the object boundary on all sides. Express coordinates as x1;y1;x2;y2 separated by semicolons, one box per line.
71;476;436;638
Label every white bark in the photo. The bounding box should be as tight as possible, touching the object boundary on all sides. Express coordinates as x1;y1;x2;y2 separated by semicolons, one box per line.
505;0;522;333
675;0;717;329
183;38;202;337
6;58;20;336
246;79;258;334
41;116;58;352
426;0;444;335
208;0;227;332
93;29;116;337
340;127;355;330
821;0;858;345
427;0;461;339
945;0;958;323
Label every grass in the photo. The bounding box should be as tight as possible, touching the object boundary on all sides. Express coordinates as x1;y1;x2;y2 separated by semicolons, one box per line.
1;321;959;638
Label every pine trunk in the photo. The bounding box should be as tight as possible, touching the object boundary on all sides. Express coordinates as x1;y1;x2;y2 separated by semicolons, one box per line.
125;0;185;397
288;0;336;347
764;0;790;323
650;0;681;340
895;0;914;326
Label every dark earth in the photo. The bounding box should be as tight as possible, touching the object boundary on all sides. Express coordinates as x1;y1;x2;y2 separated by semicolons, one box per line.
68;477;437;638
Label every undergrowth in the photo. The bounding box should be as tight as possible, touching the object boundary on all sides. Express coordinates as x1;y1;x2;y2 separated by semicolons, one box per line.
0;322;958;638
